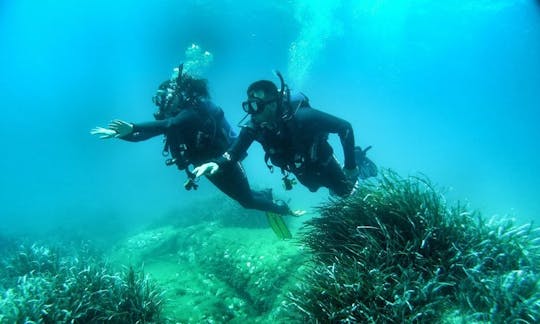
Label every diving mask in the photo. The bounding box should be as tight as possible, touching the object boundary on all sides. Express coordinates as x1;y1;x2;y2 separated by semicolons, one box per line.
152;87;175;107
242;97;276;114
152;82;183;120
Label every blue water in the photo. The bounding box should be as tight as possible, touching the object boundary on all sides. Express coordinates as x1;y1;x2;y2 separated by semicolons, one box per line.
1;0;539;236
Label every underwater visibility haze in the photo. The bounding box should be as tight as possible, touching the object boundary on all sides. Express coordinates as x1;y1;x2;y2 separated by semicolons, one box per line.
1;0;540;322
1;1;539;235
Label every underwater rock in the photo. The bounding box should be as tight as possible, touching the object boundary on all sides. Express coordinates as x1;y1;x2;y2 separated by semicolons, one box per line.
108;221;307;322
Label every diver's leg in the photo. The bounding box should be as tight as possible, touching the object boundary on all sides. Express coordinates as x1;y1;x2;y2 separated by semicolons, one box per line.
320;156;354;197
207;162;290;214
293;169;321;192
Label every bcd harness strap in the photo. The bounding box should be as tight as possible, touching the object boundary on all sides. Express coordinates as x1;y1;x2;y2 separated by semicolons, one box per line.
264;152;297;191
161;104;224;191
161;141;199;190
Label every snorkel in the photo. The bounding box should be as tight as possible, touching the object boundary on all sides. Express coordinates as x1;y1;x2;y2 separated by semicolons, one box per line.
169;63;184;95
274;70;305;121
274;70;289;106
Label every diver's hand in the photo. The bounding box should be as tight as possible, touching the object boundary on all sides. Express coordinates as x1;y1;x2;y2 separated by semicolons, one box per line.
90;127;118;139
193;162;220;178
108;119;134;137
90;119;133;139
291;209;307;217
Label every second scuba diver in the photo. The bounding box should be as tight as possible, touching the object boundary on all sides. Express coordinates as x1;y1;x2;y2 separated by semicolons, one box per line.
91;65;294;215
193;72;377;197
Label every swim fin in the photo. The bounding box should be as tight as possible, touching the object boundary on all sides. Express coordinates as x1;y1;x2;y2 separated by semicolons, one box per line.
355;146;378;179
266;212;292;239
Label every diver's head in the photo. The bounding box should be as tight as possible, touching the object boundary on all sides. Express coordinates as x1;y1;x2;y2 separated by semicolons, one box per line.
152;75;210;120
247;80;279;100
152;80;180;120
242;80;280;125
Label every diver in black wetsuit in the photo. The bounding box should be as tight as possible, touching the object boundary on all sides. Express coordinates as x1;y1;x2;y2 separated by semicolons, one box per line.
194;73;377;197
91;66;292;215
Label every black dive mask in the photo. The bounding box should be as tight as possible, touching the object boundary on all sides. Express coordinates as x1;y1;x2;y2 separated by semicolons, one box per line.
152;86;184;120
152;87;177;107
242;97;276;115
152;90;167;107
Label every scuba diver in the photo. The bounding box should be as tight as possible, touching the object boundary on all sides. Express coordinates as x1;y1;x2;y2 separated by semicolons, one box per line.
90;65;293;216
193;72;377;198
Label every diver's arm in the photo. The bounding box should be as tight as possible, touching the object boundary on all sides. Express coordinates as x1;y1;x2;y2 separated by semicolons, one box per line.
107;119;161;142
192;127;255;178
299;109;357;169
90;119;150;141
122;121;167;141
115;110;192;142
215;126;255;165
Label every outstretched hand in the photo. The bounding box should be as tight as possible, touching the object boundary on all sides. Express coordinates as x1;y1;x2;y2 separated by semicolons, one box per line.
90;126;118;139
90;119;133;139
193;162;220;178
108;119;133;137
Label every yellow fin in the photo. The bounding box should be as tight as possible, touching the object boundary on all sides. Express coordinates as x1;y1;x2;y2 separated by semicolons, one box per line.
266;212;292;239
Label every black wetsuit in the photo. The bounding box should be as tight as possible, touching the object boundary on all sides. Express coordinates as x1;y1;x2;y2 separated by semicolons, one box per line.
121;100;290;214
217;101;357;197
